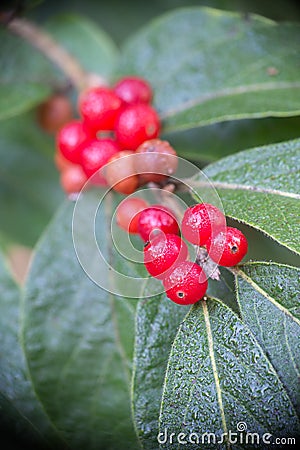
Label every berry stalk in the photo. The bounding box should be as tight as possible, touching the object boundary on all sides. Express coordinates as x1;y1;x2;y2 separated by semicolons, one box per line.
7;17;106;91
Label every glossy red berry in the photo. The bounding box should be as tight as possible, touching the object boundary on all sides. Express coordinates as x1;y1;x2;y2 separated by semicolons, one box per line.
115;104;160;150
80;138;119;178
56;120;89;164
138;205;179;242
144;233;188;279
206;226;248;267
37;94;73;133
105;150;139;194
181;203;226;246
60;164;88;195
163;261;208;305
116;197;149;234
114;76;152;104
134;139;178;184
78;86;123;132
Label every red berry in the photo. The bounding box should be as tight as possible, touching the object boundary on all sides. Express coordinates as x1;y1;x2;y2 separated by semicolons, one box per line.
138;205;179;242
105;150;139;194
163;261;208;305
116;197;149;234
115;104;160;150
134;139;178;184
60;164;88;195
206;226;248;267
78;86;123;133
114;76;152;104
80;138;119;178
144;233;188;279
181;203;226;246
37;94;73;134
56;120;90;164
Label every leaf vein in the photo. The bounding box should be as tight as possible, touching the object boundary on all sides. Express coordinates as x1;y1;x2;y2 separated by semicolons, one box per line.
187;179;300;199
162;82;300;119
235;268;300;326
202;300;231;450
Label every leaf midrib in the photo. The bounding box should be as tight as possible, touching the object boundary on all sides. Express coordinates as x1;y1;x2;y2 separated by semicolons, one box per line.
161;81;300;119
188;175;300;199
202;300;231;450
234;273;300;423
234;267;300;326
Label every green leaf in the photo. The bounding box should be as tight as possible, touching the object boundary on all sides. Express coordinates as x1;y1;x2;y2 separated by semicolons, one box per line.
159;299;300;448
0;112;63;247
0;251;63;449
45;14;118;79
23;193;139;449
132;293;189;449
118;7;300;132
189;139;300;255
0;15;118;120
0;83;51;122
0;27;56;121
234;262;300;414
164;116;300;163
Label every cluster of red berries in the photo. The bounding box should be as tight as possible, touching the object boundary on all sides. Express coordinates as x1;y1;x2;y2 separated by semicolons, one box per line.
116;198;248;305
49;76;178;196
43;75;248;305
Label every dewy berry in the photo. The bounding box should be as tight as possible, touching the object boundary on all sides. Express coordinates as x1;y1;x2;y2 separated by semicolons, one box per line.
78;86;123;132
134;139;178;184
53;75;164;198
105;150;139;194
144;233;188;279
138;205;179;242
115;103;160;150
56;120;90;164
116;197;149;234
163;261;208;305
206;226;248;267
114;76;152;104
181;203;226;246
80;138;119;178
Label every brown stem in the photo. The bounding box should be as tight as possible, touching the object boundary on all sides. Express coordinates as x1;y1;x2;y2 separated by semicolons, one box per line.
147;181;185;222
7;17;106;91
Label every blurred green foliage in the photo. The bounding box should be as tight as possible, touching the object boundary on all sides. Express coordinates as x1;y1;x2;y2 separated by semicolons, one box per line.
29;0;300;45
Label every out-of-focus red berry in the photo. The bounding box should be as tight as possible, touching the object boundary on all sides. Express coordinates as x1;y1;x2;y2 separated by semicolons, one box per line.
116;197;149;234
114;76;152;104
115;104;160;150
